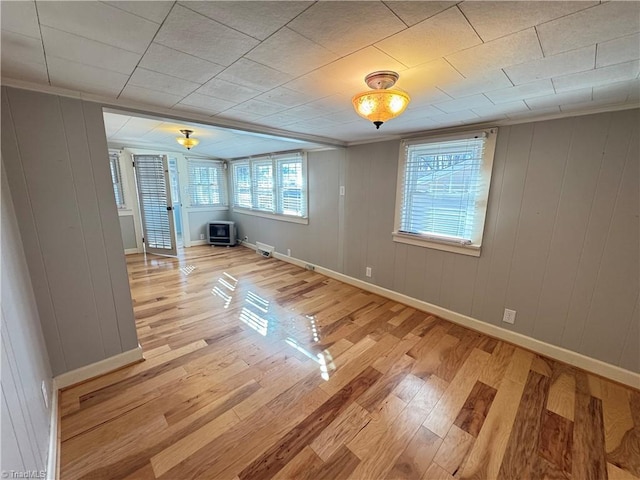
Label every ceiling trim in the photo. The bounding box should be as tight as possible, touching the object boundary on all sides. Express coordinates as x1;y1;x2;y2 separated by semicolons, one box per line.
1;77;348;149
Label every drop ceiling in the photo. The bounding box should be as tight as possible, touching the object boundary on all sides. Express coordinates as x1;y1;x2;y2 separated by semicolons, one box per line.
2;0;639;152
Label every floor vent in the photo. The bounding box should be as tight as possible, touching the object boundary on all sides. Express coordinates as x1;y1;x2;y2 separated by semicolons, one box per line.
256;241;275;258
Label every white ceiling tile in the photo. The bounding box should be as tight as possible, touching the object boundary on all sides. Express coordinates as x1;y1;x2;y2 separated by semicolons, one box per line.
284;46;406;96
176;93;236;115
196;78;261;103
385;2;457;27
182;1;311;40
537;2;640;56
524;88;593;110
433;94;494;113
592;79;640;102
559;97;631;113
41;26;140;75
1;30;45;66
596;33;640;69
459;1;597;42
112;116;165;137
288;2;405;56
103;1;174;24
1;56;49;84
438;70;513;98
139;43;224;84
119;85;183;107
216;59;292;92
103;113;131;138
245;27;339;76
399;59;463;101
504;46;595;85
231;99;284;117
485;79;555;104
446;28;543;77
36;1;159;54
154;4;258;66
507;105;560;119
1;0;40;38
375;7;481;67
128;68;200;97
471;100;530;118
428;110;480;124
215;110;265;123
48;57;128;97
254;87;314;108
257;112;302;128
396;105;450;120
552;61;640;93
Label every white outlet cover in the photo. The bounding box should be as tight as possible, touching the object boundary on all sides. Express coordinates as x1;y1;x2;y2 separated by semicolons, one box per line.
365;267;372;277
503;308;516;324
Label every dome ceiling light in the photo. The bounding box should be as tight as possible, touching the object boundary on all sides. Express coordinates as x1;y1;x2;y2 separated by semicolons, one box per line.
352;71;410;129
176;129;200;150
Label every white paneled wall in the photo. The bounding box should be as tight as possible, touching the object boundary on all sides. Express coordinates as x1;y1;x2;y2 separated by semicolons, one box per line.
232;108;638;373
1;162;52;475
345;109;639;372
1;87;139;376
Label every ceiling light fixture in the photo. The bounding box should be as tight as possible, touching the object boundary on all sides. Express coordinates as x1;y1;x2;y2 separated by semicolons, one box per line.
352;71;410;129
176;129;200;150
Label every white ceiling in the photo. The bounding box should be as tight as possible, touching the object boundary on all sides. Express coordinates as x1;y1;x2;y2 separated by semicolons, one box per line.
2;1;639;153
103;110;327;158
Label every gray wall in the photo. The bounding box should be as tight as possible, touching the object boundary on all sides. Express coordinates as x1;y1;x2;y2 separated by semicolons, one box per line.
189;209;229;242
231;110;639;373
1;162;52;475
119;214;138;250
1;87;139;376
230;148;346;272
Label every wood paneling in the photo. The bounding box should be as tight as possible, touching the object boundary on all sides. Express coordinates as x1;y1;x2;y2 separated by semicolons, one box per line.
58;246;640;479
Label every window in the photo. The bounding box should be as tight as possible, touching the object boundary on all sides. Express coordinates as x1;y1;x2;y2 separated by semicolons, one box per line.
232;152;307;222
109;151;125;208
188;159;228;207
393;129;497;256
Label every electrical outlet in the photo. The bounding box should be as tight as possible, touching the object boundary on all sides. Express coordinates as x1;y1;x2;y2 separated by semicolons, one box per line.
41;381;49;409
366;267;372;277
340;186;345;196
200;233;204;240
287;248;291;256
503;308;516;325
244;236;248;242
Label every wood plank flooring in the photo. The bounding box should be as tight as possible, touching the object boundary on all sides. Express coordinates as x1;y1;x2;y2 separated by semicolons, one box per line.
59;246;640;480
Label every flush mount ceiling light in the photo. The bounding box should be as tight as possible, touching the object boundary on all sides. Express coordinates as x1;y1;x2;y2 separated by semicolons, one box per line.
352;71;410;129
176;129;200;150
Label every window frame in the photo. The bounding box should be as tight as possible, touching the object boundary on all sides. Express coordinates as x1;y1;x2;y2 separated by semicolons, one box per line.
109;150;126;209
187;159;228;209
231;152;308;224
392;129;497;257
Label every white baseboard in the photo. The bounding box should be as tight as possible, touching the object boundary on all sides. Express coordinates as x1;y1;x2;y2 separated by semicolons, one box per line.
271;250;640;389
46;379;59;480
46;345;144;479
53;345;144;390
124;248;141;255
189;239;209;247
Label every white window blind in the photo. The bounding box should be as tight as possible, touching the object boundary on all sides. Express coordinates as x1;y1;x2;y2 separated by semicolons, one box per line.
109;151;125;208
231;152;307;219
188;159;227;207
395;130;496;254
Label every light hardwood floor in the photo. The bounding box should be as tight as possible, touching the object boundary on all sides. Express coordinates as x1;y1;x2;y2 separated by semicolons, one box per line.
59;246;640;480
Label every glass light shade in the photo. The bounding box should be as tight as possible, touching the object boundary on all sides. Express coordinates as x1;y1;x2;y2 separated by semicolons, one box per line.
352;89;410;126
176;136;200;149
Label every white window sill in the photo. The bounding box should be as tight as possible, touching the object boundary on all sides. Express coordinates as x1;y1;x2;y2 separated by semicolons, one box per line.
233;207;309;225
185;205;229;211
392;232;481;257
